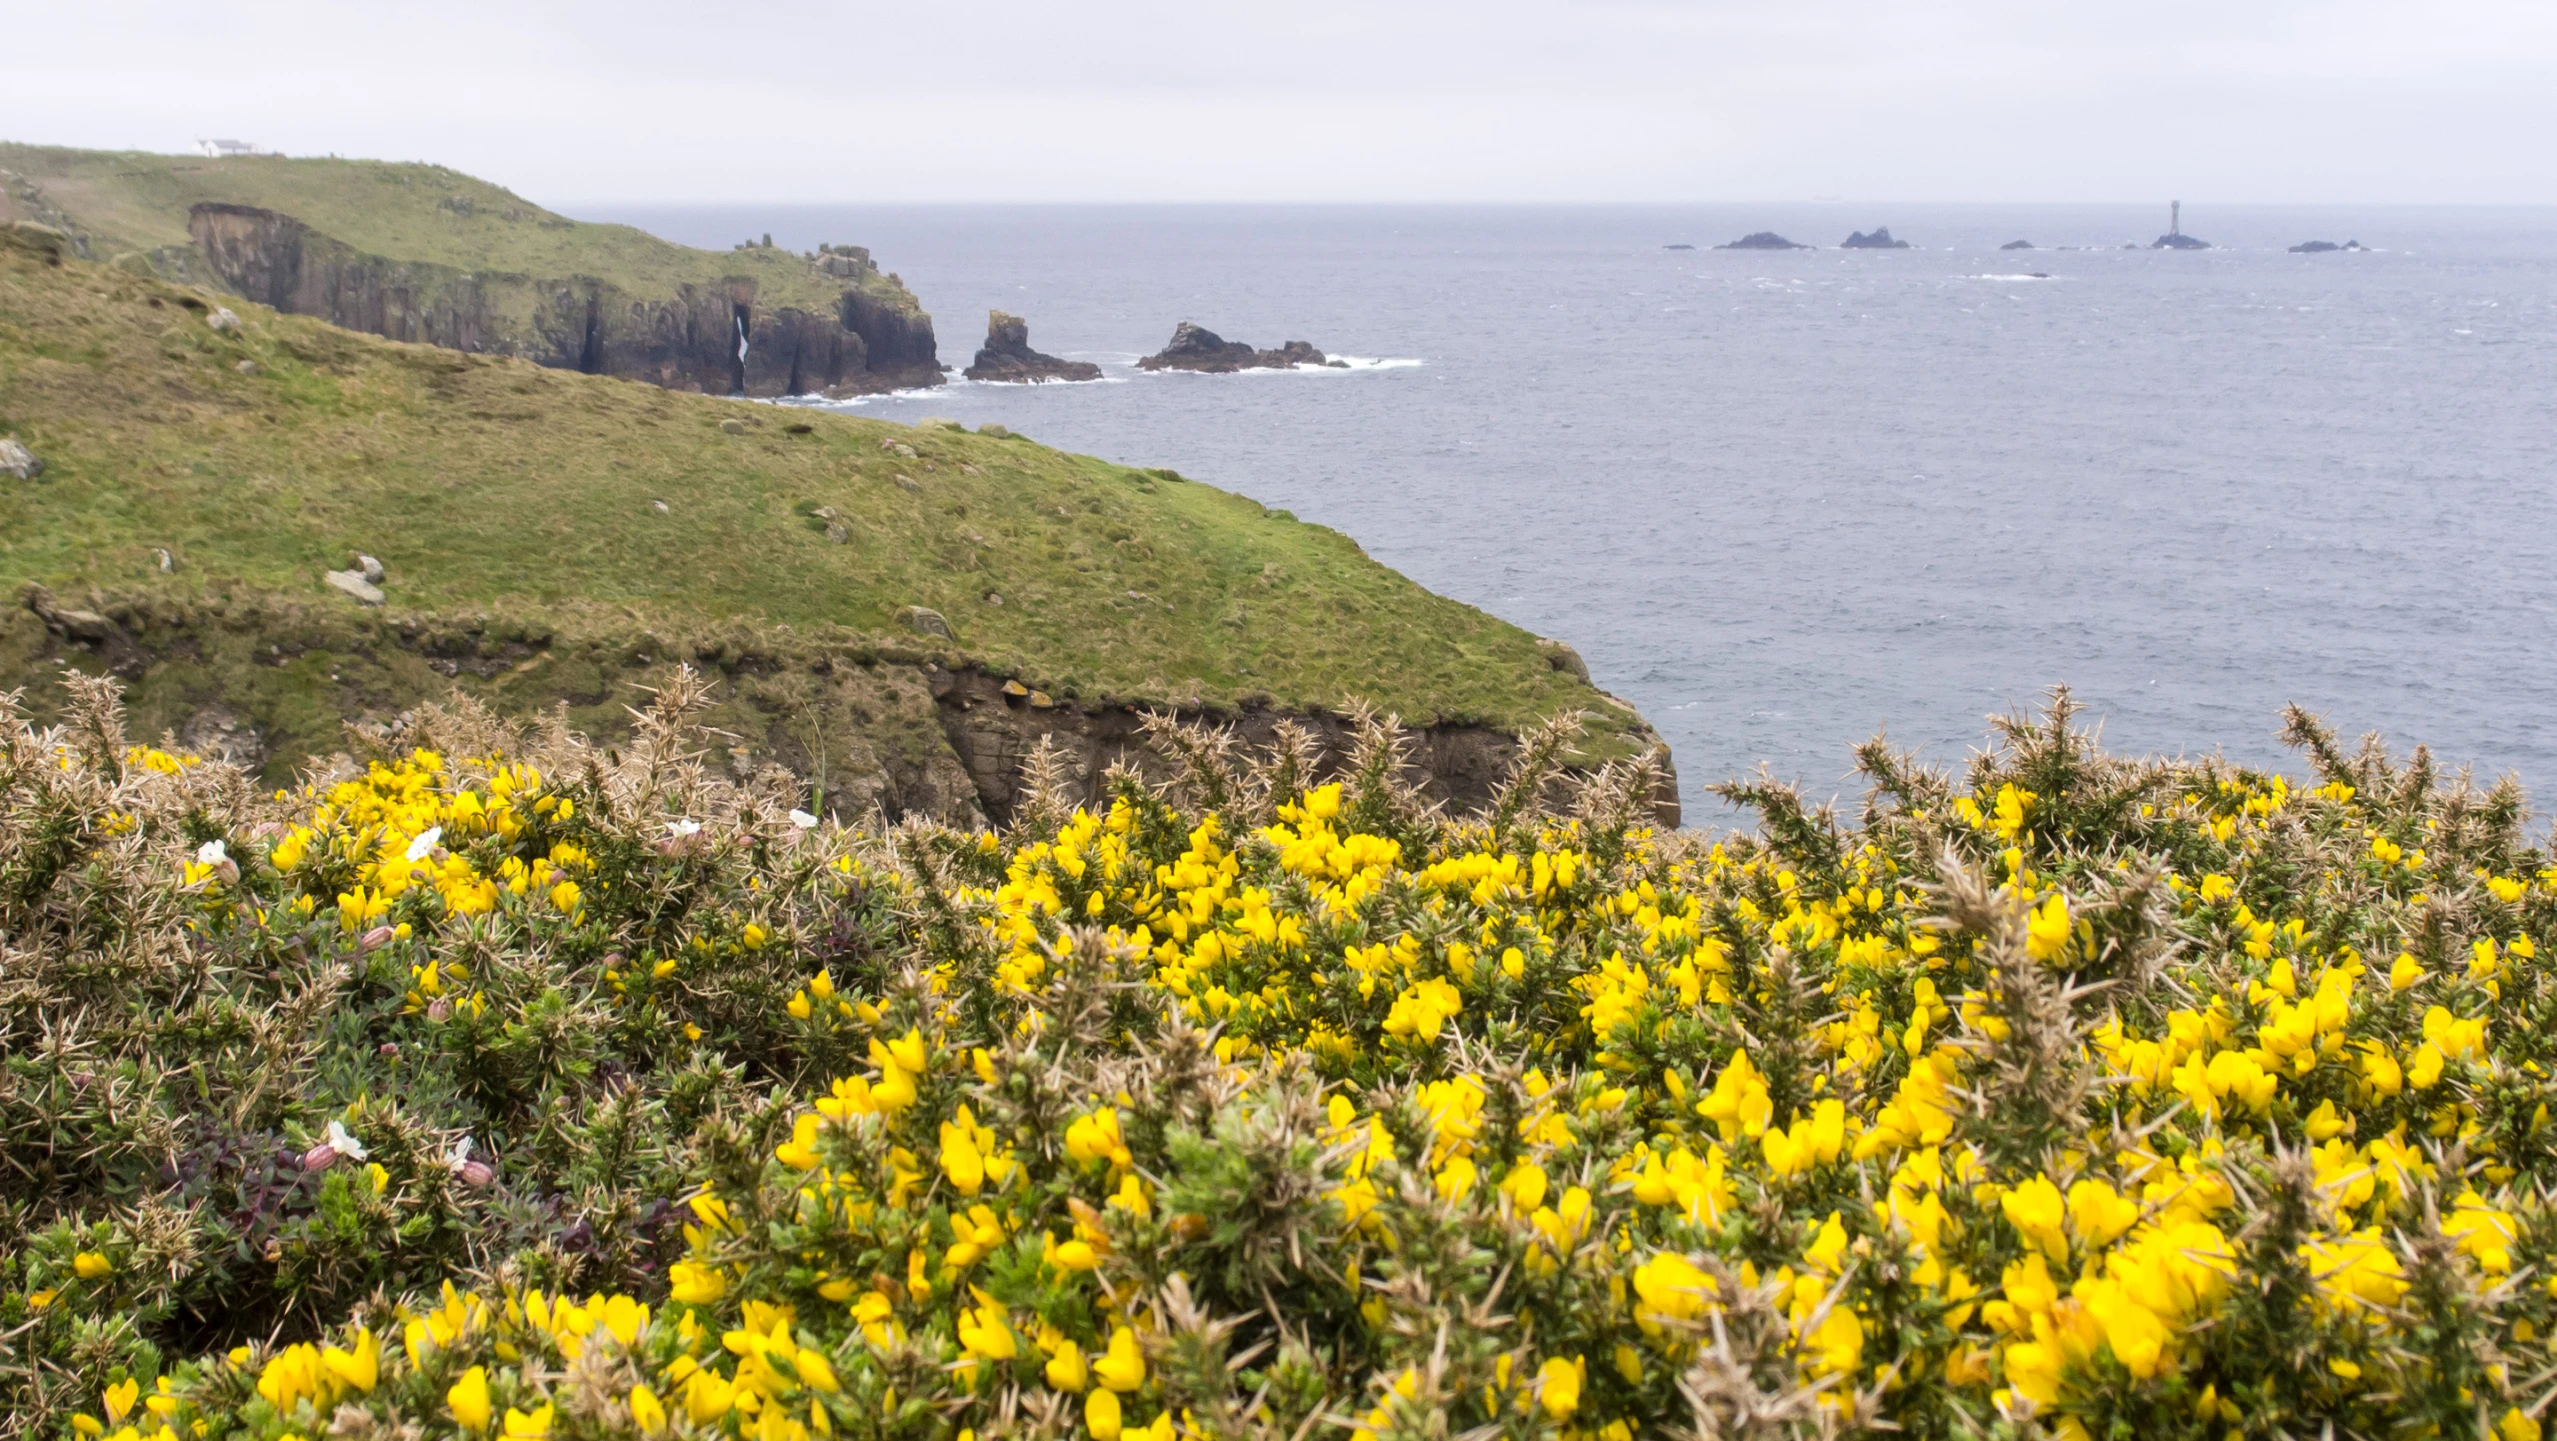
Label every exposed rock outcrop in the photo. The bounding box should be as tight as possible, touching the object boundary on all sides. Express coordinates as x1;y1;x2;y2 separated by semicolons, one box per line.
2290;240;2365;253
930;668;1680;829
1717;232;1809;250
0;438;40;480
2152;232;2211;251
1842;228;1911;249
963;311;1101;383
185;203;941;397
2000;239;2035;250
4;593;1681;831
1137;321;1347;373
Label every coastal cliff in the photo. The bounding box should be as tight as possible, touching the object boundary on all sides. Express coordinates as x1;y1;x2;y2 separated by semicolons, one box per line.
3;143;943;396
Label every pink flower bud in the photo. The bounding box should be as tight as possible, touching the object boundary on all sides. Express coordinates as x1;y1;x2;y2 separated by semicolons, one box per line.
457;1160;495;1188
301;1144;340;1173
358;925;396;952
426;997;453;1023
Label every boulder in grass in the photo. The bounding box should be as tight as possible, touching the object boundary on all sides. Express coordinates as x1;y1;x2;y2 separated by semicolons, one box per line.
898;605;953;639
325;570;385;605
0;438;41;480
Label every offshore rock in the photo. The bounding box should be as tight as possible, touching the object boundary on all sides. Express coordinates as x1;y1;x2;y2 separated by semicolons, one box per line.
2290;240;2365;253
1842;228;1911;249
1716;231;1809;250
964;310;1101;383
1137;321;1347;373
2152;232;2211;250
2000;239;2036;250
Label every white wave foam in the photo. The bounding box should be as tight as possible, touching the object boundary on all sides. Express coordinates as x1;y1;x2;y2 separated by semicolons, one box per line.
1964;273;2056;282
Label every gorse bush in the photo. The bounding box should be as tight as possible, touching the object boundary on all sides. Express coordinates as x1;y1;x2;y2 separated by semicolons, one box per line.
7;676;2557;1441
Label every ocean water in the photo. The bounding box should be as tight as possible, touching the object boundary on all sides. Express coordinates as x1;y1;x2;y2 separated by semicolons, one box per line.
594;202;2557;811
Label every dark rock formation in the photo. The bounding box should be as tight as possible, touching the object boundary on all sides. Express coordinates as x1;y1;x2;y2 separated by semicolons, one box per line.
962;310;1101;383
2289;240;2365;253
186;203;941;398
2152;232;2211;250
1136;321;1346;373
1716;232;1808;250
1842;228;1911;249
1663;243;1696;250
2001;239;2035;250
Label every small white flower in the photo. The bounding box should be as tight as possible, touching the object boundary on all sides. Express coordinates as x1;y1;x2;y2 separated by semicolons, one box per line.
668;818;703;837
788;809;819;830
325;1120;368;1161
446;1136;475;1170
406;826;444;862
195;839;229;866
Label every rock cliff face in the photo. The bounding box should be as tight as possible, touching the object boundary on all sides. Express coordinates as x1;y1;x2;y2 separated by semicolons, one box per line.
963;310;1101;383
1137;321;1346;373
187;204;940;396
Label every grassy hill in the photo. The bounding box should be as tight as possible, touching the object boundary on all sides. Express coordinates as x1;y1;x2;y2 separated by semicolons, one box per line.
0;222;1658;818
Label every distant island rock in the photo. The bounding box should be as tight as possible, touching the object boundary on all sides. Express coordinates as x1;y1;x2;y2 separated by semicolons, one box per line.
962;310;1101;384
1841;228;1912;249
2152;232;2211;250
1716;232;1809;250
2000;239;2035;250
2289;240;2366;254
1663;243;1695;250
1137;321;1346;373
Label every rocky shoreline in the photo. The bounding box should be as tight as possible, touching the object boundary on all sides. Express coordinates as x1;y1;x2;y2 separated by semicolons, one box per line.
1137;320;1346;372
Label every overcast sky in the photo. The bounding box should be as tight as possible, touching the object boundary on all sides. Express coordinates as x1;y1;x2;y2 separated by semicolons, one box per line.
7;0;2553;205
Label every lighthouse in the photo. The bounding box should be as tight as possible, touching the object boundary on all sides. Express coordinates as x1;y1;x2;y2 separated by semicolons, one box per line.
2152;200;2209;250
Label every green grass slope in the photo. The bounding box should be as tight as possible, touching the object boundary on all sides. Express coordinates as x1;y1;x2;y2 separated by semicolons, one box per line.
0;224;1649;799
0;141;888;317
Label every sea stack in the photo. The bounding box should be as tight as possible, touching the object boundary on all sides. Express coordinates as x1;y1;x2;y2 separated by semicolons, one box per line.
1716;231;1809;250
1841;228;1911;249
1137;321;1346;373
962;311;1101;383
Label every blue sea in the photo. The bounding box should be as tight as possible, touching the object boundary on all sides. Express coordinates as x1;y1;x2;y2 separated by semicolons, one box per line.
594;202;2557;811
